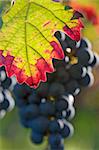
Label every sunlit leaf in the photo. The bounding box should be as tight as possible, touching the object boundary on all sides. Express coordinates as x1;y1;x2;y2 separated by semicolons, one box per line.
0;0;83;88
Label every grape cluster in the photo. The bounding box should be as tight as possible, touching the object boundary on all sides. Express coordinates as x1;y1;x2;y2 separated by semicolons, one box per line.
0;66;16;119
13;32;99;150
14;83;74;149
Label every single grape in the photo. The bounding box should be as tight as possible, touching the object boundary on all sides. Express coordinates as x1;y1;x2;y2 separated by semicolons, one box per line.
30;116;49;134
28;91;40;104
39;101;55;116
56;67;70;84
49;119;61;133
0;98;10;110
79;72;94;87
4;89;15;112
49;133;63;149
89;53;99;67
19;104;40;120
30;130;44;144
50;144;64;150
0;69;6;81
56;111;63;119
15;98;28;108
55;98;68;112
61;122;74;138
48;82;65;98
69;63;87;79
65;107;75;120
77;38;92;49
13;84;32;99
19;116;31;128
76;48;94;66
36;82;49;98
47;70;57;83
66;80;81;96
53;59;66;69
1;77;12;89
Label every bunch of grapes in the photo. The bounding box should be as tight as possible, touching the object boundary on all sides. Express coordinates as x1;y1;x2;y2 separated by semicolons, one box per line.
13;31;99;150
0;66;16;119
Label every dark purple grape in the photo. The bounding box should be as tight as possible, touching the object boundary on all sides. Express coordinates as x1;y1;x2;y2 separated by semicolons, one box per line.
53;59;66;69
13;84;32;99
89;53;99;67
31;130;43;144
30;116;49;134
19;117;30;128
76;48;94;66
77;38;92;49
28;92;40;104
48;82;65;98
66;80;81;96
69;63;86;79
1;78;12;89
19;104;40;120
55;98;68;112
0;98;10;111
36;82;49;98
61;123;73;138
15;98;28;108
0;67;7;82
49;133;63;149
79;72;94;87
49;119;61;133
39;101;55;116
56;67;70;84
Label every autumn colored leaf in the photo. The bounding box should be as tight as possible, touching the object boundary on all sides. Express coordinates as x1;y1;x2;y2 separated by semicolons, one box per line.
69;1;99;33
0;0;83;88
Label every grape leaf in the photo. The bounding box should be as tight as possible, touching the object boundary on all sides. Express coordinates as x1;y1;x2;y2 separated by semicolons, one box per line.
0;0;83;88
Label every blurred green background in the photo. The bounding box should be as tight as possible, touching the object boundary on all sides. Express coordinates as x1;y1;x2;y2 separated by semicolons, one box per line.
0;0;99;150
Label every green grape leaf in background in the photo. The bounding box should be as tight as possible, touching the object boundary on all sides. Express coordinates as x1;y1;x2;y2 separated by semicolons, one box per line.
0;0;83;88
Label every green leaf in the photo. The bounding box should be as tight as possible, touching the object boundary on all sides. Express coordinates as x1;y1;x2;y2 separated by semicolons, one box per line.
0;0;83;88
